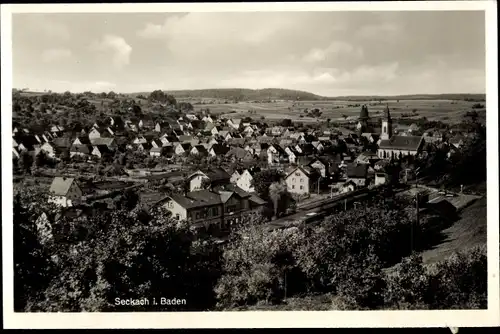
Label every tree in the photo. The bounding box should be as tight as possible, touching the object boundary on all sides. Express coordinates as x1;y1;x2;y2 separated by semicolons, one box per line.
215;222;307;309
281;119;293;127
26;206;223;312
114;188;139;210
268;182;287;219
201;178;212;190
14;190;59;311
251;169;284;201
17;151;34;174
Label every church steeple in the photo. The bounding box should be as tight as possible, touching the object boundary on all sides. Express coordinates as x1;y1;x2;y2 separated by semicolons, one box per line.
381;104;392;140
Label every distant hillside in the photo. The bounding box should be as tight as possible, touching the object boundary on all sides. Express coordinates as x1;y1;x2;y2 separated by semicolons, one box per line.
134;89;485;102
145;88;327;101
329;94;486;102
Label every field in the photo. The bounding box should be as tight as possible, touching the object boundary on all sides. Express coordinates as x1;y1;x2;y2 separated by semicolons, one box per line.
420;196;487;265
192;99;485;124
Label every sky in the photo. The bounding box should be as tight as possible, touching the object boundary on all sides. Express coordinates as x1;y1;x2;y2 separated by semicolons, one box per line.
12;11;486;96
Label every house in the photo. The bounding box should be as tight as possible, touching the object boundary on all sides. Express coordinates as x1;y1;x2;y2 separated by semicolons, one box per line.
308;157;329;178
52;137;73;151
40;142;60;159
284;146;298;164
88;127;103;139
91;145;112;159
236;167;261;193
133;135;148;145
218;131;231;141
174;143;192;155
137;142;153;152
109;116;125;129
342;180;357;193
346;163;369;187
150;146;171;157
355;151;380;165
89;137;116;150
209;144;230;158
150;139;162;148
190;145;208;156
267;144;287;165
160;187;265;234
285;166;320;195
73;136;91;146
269;126;284;137
296;143;316;156
187;168;232;192
155;122;171;133
227;119;242;130
70;145;92;158
311;141;324;153
226;147;254;162
202;115;214;123
50;125;64;134
160;135;179;146
374;171;389;186
48;177;83;207
230;168;245;184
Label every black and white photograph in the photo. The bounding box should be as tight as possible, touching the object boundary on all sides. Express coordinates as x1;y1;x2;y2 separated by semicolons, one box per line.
2;1;499;329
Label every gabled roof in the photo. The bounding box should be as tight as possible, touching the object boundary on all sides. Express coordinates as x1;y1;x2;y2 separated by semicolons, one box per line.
74;136;91;145
210;144;230;155
93;145;111;154
49;177;77;196
378;135;423;151
192;145;208;154
70;144;92;154
90;137;115;146
52;137;73;149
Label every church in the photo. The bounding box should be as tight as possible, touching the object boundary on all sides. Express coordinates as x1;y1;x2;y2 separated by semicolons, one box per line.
377;105;424;160
356;104;378;133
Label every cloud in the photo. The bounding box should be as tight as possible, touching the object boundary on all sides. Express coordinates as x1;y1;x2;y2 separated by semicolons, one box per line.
92;34;132;69
303;41;363;63
41;48;72;63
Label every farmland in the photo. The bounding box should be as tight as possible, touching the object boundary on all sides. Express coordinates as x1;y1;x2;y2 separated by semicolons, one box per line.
190;99;485;125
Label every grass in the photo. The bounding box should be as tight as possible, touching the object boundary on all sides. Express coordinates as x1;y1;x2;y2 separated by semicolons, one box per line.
420;196;487;265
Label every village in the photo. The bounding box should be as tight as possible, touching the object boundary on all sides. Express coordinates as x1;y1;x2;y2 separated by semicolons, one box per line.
12;90;484;241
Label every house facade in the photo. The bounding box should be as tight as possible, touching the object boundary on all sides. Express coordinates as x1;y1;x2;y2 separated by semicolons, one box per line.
285;166;318;195
48;177;83;207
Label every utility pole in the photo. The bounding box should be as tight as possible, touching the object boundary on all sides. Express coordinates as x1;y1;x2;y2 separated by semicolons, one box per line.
344;198;347;211
412;192;419;253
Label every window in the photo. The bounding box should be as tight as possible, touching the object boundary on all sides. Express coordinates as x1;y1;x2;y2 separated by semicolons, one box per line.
300;178;304;183
292;178;295;182
295;172;300;176
212;207;219;216
175;214;180;220
383;126;387;133
300;186;303;190
196;212;200;219
292;185;295;189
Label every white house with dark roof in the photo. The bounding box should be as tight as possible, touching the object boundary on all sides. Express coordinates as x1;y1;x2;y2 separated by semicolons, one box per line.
285;166;320;195
48;177;83;207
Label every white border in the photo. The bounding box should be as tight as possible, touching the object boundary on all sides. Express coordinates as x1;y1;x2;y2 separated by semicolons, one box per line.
2;1;498;329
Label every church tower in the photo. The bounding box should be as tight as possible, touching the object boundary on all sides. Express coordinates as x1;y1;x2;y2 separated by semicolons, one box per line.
357;104;369;132
381;104;392;140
